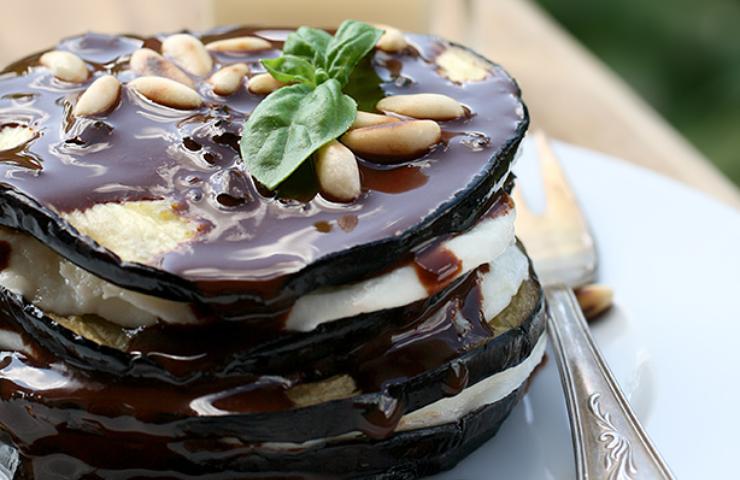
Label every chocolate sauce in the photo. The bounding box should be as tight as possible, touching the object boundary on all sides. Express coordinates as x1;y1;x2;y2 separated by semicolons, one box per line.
486;191;515;219
0;27;525;304
0;263;496;441
336;214;357;232
0;240;10;270
0;265;550;479
0;26;533;478
358;163;428;194
411;193;512;295
349;268;491;393
313;221;332;233
353;395;405;440
442;361;470;396
413;245;463;295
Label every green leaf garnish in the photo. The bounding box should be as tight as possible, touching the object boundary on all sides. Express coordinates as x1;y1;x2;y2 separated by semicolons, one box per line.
261;55;322;87
241;80;356;190
242;20;383;190
325;20;384;86
344;57;385;113
283;26;333;64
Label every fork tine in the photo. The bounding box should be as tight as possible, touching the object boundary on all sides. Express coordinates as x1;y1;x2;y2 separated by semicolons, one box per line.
532;131;587;223
518;131;597;288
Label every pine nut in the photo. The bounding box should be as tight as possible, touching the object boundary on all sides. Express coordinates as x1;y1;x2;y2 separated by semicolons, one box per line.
0;125;35;151
208;63;249;96
130;48;193;87
341;120;441;161
375;24;408;53
248;73;286;95
575;284;614;321
129;76;202;110
351;111;400;129
205;36;272;53
315;140;361;202
73;75;121;117
161;34;213;77
376;93;465;120
436;46;490;83
39;51;88;83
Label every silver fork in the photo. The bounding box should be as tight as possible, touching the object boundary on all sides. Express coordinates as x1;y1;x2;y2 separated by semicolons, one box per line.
514;132;675;480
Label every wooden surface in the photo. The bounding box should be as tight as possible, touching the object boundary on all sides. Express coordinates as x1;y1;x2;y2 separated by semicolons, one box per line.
430;0;740;208
1;0;738;208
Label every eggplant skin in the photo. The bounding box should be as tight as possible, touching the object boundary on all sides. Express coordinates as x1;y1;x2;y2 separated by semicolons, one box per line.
0;276;544;444
12;387;526;480
243;387;528;480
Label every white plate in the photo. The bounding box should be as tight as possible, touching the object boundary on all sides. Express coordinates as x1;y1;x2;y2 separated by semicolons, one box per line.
433;139;740;479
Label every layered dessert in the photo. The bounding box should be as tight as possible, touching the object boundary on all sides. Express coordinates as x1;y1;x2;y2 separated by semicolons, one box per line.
0;21;544;479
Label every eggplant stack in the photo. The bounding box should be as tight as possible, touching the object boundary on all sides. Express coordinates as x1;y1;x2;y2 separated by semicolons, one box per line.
0;24;544;480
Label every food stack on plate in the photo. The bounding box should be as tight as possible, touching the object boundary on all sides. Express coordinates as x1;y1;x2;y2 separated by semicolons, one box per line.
0;21;545;479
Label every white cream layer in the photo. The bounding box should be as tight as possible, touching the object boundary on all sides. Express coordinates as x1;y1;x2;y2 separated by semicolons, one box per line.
0;228;196;327
398;332;546;430
287;208;517;331
0;206;517;330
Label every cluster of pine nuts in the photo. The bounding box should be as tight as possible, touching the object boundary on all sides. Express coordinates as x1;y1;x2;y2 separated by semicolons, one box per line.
318;92;467;202
37;26;470;205
40;34;272;115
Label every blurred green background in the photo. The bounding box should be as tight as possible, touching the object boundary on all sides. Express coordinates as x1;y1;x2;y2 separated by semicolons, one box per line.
536;0;740;186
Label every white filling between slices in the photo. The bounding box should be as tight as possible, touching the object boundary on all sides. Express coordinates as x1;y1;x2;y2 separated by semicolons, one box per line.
286;207;517;331
397;332;546;431
0;228;196;327
0;330;30;355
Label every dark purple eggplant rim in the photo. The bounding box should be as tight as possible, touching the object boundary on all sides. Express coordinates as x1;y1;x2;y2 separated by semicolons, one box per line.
0;33;529;312
0;262;485;384
10;388;523;479
0;273;544;444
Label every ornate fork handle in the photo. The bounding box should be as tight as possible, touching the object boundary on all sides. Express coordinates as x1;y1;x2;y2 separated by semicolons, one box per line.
546;286;675;480
0;442;18;480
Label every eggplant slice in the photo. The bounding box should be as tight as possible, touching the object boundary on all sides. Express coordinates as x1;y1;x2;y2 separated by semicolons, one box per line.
0;27;528;316
0;238;529;383
0;26;534;479
12;388;527;480
0;279;544;446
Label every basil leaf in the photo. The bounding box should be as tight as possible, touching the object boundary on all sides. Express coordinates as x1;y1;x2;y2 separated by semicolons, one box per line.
325;20;383;86
241;79;356;189
283;26;333;66
344;56;384;112
261;55;318;86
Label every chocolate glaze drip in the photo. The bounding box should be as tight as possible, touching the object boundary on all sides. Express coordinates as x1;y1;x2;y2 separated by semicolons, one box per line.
0;27;526;310
0;240;10;270
349;269;491;393
0;193;512;383
413;246;463;295
442;361;470;396
10;388;526;480
0;270;547;478
0;264;545;439
0;265;487;421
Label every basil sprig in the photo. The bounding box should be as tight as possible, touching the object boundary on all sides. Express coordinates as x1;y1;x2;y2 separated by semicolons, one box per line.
241;21;383;190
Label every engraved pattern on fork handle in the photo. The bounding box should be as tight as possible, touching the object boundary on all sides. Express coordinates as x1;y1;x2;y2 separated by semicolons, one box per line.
545;286;675;480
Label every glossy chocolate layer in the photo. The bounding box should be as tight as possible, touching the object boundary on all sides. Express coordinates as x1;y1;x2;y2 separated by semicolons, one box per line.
0;195;514;383
10;388;525;479
0;271;544;446
0;27;527;310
